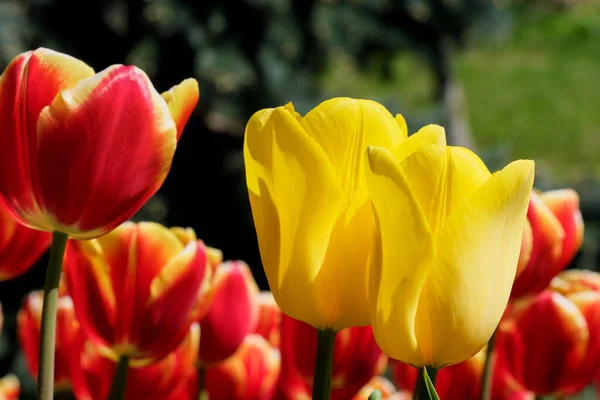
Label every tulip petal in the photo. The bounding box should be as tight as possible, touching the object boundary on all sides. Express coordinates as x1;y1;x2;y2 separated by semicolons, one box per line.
401;145;491;235
137;240;207;363
0;48;94;227
300;98;405;198
161;78;199;140
395;115;409;139
244;106;344;327
36;65;177;239
540;189;584;271
391;124;447;163
365;146;435;364
424;159;534;366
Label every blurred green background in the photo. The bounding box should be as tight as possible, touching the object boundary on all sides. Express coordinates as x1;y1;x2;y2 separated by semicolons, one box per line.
1;0;600;398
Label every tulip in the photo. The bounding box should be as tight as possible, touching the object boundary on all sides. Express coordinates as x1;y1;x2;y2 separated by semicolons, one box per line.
511;189;583;298
365;141;534;367
244;98;445;329
70;324;199;400
549;269;600;393
551;268;600;294
279;314;385;399
516;220;533;279
0;48;198;239
254;291;282;347
0;375;19;400
17;291;79;391
205;334;281;400
199;260;259;365
0;204;51;280
495;291;588;395
352;377;396;399
64;221;210;366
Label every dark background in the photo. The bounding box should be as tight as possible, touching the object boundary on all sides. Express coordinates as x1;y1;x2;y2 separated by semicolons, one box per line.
0;0;597;398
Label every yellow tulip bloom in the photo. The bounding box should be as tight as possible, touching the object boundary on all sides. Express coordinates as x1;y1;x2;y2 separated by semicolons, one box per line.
243;98;445;329
365;143;535;367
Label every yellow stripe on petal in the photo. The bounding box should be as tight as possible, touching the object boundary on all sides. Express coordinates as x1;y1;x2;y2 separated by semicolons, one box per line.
392;124;447;163
161;78;199;140
148;240;198;304
365;146;435;365
401;145;491;235
425;159;534;367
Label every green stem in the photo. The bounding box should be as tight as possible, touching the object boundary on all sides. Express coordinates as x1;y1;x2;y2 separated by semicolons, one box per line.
414;366;438;400
311;329;337;400
480;329;498;400
107;356;129;400
37;231;68;400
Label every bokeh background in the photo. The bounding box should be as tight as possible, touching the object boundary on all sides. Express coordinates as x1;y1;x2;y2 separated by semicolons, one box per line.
1;0;599;397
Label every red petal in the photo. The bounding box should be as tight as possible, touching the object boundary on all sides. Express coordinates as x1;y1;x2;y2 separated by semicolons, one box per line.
35;65;177;238
0;48;94;229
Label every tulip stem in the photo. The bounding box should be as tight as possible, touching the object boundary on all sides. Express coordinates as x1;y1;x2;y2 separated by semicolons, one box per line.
414;366;438;400
107;356;129;400
480;329;498;400
37;231;69;400
311;329;337;400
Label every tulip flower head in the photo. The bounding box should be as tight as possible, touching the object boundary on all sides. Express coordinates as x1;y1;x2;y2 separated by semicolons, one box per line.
0;375;19;400
511;189;583;298
365;142;535;367
17;291;79;390
0;48;199;239
205;334;281;400
0;203;51;280
64;221;210;365
244;98;446;329
254;291;282;347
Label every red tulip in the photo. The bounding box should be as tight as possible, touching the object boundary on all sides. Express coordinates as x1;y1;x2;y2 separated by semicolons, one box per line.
205;333;281;400
254;291;282;348
496;291;588;395
551;269;600;294
70;324;199;400
511;189;583;298
64;221;210;365
278;314;385;399
0;375;19;400
199;260;259;365
0;203;50;280
0;48;198;239
17;291;79;390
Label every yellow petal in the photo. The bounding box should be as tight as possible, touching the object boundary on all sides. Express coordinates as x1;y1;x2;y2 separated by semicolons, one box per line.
161;78;199;140
421;159;535;367
365;146;435;364
243;106;343;327
395;114;409;139
392;124;447;163
300;98;405;199
401;145;491;235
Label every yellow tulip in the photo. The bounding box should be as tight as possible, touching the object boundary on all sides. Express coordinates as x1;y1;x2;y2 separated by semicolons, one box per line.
365;143;535;367
243;98;445;329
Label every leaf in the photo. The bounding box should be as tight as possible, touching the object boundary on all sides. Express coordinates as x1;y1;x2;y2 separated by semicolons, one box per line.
424;368;441;400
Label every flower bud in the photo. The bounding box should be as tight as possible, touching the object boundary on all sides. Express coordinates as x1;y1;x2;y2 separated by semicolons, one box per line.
0;375;19;400
205;334;280;400
199;260;259;365
17;291;78;390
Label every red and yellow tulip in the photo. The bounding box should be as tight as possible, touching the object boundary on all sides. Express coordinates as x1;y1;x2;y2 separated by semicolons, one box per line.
0;48;198;239
64;221;210;365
